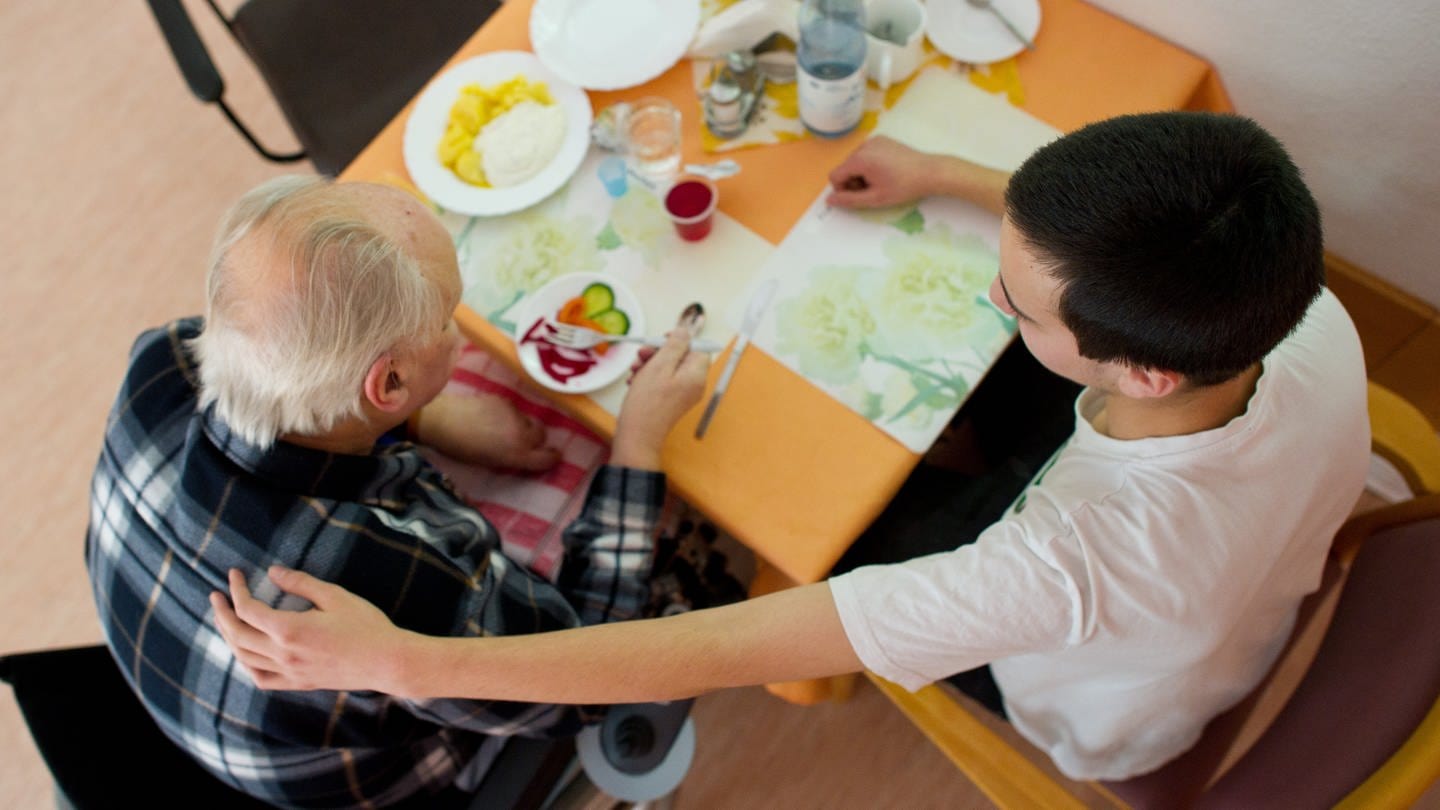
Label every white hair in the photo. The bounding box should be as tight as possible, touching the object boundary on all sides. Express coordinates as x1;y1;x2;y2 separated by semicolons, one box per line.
189;175;446;448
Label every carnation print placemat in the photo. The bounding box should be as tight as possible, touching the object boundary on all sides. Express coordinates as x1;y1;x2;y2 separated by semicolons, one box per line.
746;192;1017;452
743;70;1060;452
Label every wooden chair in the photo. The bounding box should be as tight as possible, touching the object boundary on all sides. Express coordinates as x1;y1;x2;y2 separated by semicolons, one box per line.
145;0;500;175
873;380;1440;809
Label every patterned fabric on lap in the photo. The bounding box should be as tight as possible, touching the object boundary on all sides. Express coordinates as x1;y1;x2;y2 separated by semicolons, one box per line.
421;345;608;580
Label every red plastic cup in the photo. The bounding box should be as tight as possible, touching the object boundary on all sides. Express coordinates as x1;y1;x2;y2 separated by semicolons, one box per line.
664;177;718;242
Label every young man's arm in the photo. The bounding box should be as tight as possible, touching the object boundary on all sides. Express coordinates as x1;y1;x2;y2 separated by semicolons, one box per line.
213;568;863;703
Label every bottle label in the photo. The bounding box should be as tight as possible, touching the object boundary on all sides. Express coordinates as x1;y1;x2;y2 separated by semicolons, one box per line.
798;66;865;135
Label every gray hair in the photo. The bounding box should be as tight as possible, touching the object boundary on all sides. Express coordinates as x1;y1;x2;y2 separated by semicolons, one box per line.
189;175;446;447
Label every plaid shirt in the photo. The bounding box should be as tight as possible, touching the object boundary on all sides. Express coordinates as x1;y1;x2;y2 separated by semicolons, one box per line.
86;319;664;808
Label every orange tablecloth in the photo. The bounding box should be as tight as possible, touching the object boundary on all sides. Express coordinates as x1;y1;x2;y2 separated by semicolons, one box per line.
342;0;1232;587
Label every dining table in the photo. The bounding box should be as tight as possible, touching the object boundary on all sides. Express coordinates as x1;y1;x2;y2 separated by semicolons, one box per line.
341;0;1233;704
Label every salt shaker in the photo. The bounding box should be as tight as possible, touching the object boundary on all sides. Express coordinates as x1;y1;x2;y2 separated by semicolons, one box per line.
704;51;767;140
705;70;745;138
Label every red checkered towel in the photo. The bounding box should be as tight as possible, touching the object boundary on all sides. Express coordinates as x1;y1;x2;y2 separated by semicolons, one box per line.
422;345;749;608
418;345;609;581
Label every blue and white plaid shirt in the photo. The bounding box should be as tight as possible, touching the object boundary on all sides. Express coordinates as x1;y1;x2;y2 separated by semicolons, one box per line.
86;319;665;808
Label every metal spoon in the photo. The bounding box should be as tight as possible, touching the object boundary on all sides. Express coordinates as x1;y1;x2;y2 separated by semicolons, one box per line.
966;0;1034;51
677;302;706;336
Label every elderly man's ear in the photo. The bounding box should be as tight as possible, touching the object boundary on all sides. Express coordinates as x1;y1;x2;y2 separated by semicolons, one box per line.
363;353;413;415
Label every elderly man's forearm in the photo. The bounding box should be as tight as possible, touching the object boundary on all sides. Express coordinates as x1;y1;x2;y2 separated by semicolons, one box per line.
388;582;862;702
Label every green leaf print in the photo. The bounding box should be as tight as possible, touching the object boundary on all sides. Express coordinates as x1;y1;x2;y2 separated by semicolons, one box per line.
596;222;622;251
889;208;925;235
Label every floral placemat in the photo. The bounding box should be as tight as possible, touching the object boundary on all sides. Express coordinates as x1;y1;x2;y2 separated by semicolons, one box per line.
745;193;1016;452
740;70;1060;452
432;151;774;415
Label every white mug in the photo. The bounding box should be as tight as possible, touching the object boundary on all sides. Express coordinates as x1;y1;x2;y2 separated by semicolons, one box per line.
865;0;927;90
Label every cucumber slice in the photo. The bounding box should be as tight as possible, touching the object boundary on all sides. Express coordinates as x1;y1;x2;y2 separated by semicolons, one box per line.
589;308;631;336
580;283;615;318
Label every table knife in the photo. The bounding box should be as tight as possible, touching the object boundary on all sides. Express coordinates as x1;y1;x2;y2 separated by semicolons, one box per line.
694;278;779;439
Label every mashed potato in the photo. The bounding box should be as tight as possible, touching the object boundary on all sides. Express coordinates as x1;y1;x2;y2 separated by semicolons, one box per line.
476;101;567;188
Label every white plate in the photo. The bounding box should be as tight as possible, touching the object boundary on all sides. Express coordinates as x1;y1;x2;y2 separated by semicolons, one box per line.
403;51;593;217
510;273;647;394
530;0;701;91
925;0;1041;65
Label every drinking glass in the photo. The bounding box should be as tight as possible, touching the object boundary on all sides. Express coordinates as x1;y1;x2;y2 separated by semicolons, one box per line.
625;97;682;185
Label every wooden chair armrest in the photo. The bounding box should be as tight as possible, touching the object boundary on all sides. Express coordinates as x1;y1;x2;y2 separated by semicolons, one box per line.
1368;381;1440;497
1333;493;1440;566
867;673;1088;810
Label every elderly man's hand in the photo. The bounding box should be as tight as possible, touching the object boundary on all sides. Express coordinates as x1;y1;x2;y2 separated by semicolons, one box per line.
612;329;710;470
210;567;414;694
412;392;560;472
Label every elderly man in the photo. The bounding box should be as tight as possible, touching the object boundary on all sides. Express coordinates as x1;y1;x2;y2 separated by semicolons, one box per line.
85;176;708;808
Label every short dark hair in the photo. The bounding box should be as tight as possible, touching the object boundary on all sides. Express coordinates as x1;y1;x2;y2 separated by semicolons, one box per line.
1004;112;1324;387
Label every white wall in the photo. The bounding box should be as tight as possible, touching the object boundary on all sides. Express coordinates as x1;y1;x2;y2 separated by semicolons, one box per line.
1086;0;1440;306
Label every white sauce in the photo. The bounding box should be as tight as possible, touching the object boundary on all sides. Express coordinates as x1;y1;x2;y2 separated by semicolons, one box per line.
475;101;567;188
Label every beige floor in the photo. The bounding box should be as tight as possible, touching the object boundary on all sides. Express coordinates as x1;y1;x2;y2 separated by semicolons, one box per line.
2;3;1437;810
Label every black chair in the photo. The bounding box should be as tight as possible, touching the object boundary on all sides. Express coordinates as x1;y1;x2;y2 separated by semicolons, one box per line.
145;0;502;175
0;645;269;809
2;644;693;809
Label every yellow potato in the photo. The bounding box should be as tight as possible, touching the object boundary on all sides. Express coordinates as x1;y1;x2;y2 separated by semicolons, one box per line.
436;124;471;166
449;96;482;132
453;150;486;185
436;74;554;188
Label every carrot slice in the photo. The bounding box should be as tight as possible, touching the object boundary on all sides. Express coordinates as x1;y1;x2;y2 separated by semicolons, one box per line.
557;296;587;325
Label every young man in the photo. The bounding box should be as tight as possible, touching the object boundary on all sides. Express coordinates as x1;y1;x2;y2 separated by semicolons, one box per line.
211;113;1370;782
86;176;709;808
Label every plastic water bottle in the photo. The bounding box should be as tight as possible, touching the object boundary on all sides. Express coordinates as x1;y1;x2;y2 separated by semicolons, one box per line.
797;0;867;138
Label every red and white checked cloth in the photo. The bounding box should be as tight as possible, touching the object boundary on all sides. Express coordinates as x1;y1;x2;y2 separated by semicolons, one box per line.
422;345;750;607
419;345;609;581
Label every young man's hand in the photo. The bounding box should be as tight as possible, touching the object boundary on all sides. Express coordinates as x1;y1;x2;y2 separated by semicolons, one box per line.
211;567;415;695
827;136;944;208
412;392;560;472
827;136;1011;215
612;330;710;470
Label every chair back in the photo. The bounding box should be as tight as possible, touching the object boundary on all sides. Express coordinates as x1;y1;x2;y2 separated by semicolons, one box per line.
1103;509;1440;809
147;0;501;175
1;643;598;808
0;644;268;809
228;0;500;175
1197;514;1440;808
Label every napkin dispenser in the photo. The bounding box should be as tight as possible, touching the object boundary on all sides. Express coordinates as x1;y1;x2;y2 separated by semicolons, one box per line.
689;0;801;59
